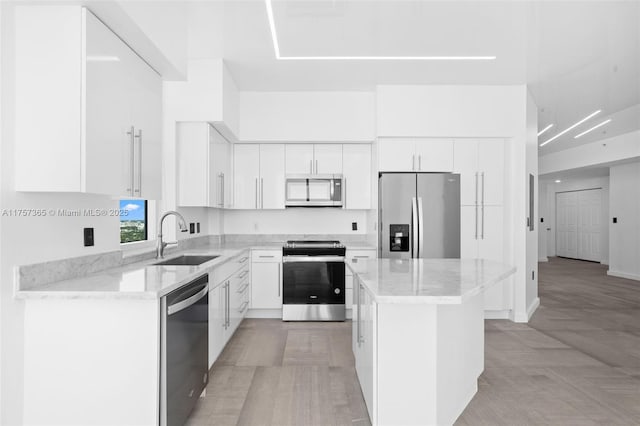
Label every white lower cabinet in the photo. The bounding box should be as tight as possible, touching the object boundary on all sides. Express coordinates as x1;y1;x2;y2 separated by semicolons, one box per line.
250;250;283;311
345;249;376;319
353;276;376;422
208;251;251;369
461;205;511;315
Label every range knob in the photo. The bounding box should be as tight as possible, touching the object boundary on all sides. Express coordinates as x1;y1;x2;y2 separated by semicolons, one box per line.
334;288;341;294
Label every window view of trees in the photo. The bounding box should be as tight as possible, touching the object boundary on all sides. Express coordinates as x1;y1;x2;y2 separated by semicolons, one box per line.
120;199;147;243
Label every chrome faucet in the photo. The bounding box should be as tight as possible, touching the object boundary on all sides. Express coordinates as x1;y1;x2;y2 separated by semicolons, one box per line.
156;210;189;259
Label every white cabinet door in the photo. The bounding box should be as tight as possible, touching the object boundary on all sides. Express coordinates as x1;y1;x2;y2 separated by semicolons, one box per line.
233;144;260;209
259;144;285;209
210;126;229;208
83;9;130;196
414;138;454;172
177;123;210;206
208;284;224;368
285;144;314;174
314;144;343;174
378;139;415;172
478;205;504;261
460;205;479;259
343;145;371;209
132;58;162;200
453;139;479;206
250;262;282;309
477;139;504;206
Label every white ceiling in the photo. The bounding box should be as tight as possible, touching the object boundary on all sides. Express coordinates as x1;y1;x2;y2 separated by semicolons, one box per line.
181;1;639;154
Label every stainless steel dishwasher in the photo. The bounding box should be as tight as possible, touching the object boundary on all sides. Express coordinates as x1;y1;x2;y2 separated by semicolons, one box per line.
160;274;209;426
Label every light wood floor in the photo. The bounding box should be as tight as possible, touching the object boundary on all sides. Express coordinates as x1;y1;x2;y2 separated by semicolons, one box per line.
187;257;640;426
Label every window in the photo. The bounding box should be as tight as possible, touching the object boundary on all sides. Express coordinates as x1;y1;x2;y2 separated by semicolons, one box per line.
120;199;148;243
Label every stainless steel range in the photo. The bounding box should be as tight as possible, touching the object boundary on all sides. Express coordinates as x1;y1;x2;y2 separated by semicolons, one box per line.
282;240;346;321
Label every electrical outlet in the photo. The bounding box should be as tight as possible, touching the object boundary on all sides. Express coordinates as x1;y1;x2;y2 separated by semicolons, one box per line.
540;218;544;223
352;222;358;231
189;223;195;234
613;217;618;223
83;228;94;247
532;271;535;280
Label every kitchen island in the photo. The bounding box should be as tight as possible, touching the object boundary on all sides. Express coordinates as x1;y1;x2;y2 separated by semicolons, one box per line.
348;258;516;426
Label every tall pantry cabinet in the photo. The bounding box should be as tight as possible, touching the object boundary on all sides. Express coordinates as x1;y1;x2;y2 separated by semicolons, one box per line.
15;6;162;199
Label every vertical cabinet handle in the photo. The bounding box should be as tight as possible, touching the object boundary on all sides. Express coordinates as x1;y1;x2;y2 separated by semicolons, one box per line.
475;172;479;240
261;178;264;209
356;281;361;347
255;178;258;209
135;129;142;195
315;159;318;174
481;172;485;239
418;154;421;171
126;126;135;196
277;263;281;297
218;173;224;207
358;283;365;344
412;154;415;171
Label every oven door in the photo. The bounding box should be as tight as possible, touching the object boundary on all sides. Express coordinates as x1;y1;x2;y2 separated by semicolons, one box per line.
282;256;345;305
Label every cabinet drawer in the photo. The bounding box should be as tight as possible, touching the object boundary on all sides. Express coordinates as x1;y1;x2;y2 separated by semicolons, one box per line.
252;250;282;263
346;249;377;262
211;250;250;284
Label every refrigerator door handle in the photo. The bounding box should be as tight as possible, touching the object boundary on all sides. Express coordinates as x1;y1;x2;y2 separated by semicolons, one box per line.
417;197;424;258
411;197;418;258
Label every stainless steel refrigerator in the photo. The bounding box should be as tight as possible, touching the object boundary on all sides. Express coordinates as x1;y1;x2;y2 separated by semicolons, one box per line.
379;173;460;259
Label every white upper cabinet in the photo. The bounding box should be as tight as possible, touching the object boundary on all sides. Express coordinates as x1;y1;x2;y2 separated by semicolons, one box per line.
378;139;415;171
285;144;342;175
259;145;286;209
233;144;285;210
177;123;231;208
343;145;371;209
378;139;454;172
313;144;343;174
233;145;261;209
15;7;161;198
453;139;504;206
285;145;314;174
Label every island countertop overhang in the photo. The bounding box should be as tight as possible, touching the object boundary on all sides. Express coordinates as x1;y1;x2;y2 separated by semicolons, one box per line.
347;258;516;304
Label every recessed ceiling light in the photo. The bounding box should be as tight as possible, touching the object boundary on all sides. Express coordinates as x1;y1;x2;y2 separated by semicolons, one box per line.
264;0;496;61
555;180;561;183
537;124;553;137
574;119;612;139
539;110;602;147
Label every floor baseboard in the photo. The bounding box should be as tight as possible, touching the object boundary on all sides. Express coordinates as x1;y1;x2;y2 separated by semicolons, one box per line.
606;270;640;282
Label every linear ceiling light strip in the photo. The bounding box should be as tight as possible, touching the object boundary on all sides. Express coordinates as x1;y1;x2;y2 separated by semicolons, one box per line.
537;124;553;137
574;119;612;139
539;110;602;147
264;0;495;61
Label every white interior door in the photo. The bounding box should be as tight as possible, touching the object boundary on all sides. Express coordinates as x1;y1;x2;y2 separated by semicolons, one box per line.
556;192;578;258
577;189;602;262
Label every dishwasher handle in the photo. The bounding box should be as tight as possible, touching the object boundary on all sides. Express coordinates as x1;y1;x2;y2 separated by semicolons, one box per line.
167;282;208;316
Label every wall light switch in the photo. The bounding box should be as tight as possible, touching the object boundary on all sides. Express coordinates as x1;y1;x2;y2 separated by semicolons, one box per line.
83;228;94;247
352;222;358;231
196;222;200;233
189;223;195;234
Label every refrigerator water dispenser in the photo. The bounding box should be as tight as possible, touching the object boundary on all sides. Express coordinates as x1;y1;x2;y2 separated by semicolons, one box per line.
389;224;409;252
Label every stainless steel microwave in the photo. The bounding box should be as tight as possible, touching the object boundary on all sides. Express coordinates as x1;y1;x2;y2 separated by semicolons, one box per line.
285;175;343;207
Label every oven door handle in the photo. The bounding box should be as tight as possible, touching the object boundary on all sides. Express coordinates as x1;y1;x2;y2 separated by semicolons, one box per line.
282;256;345;263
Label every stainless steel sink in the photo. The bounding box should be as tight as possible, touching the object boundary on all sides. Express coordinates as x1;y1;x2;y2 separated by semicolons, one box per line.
153;255;219;266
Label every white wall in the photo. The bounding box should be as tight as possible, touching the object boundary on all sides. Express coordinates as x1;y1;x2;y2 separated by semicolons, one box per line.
540;177;610;264
539;130;640;175
608;161;640;280
376;85;526;137
239;91;375;141
224;209;368;235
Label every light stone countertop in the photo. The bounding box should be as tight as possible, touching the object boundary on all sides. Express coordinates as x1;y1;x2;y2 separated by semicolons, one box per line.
347;258;516;304
15;240;377;300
